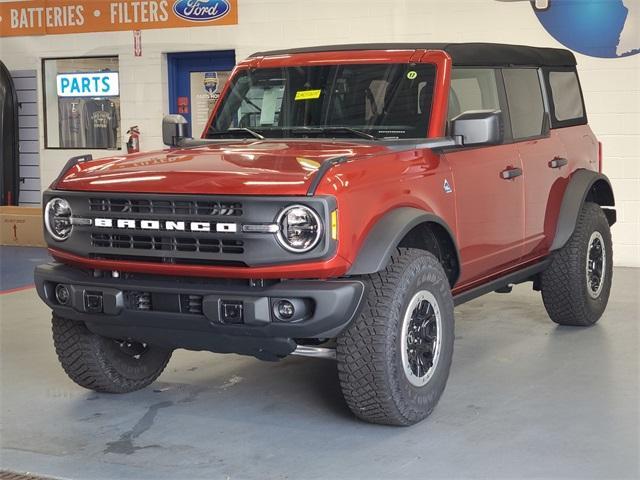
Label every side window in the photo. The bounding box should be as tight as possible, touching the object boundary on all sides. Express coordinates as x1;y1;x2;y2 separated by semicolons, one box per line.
502;68;545;140
448;68;500;121
547;70;586;126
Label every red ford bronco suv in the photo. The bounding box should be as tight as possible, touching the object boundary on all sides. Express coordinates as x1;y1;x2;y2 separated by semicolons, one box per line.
36;43;616;426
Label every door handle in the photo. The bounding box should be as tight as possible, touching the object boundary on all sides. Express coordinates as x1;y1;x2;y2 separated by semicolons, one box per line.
500;167;523;180
549;157;568;169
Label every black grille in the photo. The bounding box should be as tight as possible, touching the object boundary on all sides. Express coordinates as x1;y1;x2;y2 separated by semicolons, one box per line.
181;294;204;315
90;253;247;266
125;291;152;311
46;192;334;267
123;291;204;315
88;198;242;216
91;233;244;255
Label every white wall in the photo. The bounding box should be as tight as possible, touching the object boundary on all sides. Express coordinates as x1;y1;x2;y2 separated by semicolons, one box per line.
1;0;638;266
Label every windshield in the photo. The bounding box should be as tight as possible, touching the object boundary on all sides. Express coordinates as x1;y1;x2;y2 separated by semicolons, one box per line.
207;63;436;140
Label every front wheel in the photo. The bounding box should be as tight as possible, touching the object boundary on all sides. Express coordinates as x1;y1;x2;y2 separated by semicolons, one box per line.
541;201;613;326
52;316;172;393
337;248;455;426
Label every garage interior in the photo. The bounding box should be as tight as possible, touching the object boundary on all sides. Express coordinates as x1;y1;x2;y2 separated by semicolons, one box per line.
1;246;638;479
1;0;639;478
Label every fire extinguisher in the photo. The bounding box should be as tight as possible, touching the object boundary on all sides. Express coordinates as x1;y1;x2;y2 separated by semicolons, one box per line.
126;126;140;154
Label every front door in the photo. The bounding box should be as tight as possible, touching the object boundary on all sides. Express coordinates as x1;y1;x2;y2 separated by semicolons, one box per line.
168;50;236;138
447;145;525;283
444;67;525;284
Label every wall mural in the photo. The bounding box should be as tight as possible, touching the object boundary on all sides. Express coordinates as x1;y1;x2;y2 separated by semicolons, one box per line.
497;0;639;58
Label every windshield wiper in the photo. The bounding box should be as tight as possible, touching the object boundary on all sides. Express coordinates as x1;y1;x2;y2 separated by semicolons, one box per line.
323;127;378;140
290;126;377;141
207;128;265;140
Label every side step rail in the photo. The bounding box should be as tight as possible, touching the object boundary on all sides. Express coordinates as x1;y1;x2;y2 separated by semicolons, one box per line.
453;260;549;306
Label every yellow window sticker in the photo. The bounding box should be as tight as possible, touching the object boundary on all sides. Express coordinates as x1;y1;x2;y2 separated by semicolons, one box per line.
295;89;322;101
407;71;418;80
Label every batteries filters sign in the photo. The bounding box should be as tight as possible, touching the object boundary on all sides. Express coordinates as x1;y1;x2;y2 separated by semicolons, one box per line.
57;72;120;97
0;1;238;38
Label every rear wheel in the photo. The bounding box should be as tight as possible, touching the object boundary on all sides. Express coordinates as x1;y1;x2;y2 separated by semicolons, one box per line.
52;315;172;393
541;202;613;326
336;248;454;426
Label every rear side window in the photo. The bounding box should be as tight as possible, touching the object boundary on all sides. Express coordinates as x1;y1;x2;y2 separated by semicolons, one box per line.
546;70;586;127
447;68;500;121
503;68;545;140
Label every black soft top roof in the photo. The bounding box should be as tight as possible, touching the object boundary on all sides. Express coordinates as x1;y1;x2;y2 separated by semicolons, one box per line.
250;43;577;67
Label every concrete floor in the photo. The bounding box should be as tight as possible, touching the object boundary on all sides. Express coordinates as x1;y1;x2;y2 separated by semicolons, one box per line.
0;251;638;479
0;247;51;291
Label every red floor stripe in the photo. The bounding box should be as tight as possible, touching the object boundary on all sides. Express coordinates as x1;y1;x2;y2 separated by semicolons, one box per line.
0;284;35;295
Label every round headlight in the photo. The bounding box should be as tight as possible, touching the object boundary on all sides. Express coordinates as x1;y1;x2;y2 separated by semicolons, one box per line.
45;198;73;241
276;205;323;253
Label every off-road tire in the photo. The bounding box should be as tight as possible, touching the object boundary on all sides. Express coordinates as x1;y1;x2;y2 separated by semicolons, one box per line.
336;248;455;426
52;315;172;393
541;202;613;326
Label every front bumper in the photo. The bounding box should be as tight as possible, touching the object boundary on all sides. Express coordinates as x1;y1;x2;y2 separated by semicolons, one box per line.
35;263;364;361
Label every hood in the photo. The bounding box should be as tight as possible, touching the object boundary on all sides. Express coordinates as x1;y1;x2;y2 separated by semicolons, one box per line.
54;140;390;196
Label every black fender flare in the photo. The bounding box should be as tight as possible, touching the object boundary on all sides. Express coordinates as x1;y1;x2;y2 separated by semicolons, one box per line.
52;154;93;188
347;207;461;282
551;169;615;251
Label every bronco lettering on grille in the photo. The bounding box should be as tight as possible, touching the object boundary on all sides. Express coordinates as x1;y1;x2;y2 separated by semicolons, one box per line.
94;218;238;233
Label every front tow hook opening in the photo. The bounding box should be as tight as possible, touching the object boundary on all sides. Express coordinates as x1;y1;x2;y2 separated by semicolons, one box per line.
219;299;244;324
84;291;104;313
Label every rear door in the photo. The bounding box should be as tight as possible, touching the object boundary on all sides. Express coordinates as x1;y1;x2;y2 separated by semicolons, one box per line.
502;68;568;259
444;68;525;284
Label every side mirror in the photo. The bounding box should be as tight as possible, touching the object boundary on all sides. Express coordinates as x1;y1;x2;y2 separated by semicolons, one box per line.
162;114;189;148
451;110;504;147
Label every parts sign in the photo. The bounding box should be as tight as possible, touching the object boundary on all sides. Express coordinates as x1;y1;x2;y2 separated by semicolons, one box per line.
57;72;120;97
0;0;237;37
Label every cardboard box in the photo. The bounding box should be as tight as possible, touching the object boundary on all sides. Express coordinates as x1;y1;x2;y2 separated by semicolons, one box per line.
0;206;46;247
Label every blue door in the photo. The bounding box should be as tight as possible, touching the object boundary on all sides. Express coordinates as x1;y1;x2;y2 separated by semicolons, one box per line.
168;50;236;137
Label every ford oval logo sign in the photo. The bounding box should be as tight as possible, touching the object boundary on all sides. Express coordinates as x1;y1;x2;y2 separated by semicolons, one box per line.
173;0;231;22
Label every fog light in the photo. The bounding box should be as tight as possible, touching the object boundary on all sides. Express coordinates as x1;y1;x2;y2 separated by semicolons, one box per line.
55;284;70;305
277;300;295;320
